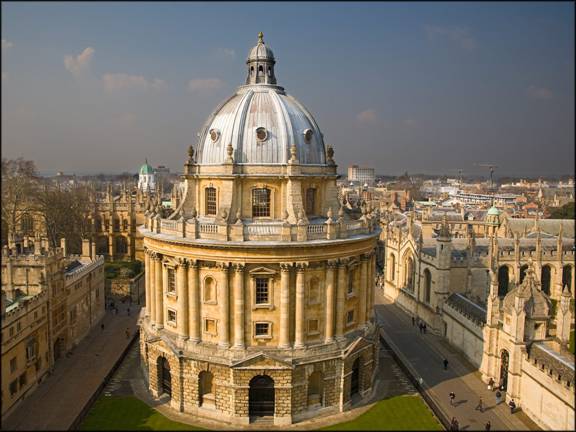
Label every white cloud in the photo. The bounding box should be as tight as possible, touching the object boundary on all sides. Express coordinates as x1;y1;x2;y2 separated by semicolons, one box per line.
187;78;224;93
2;39;14;50
102;73;166;92
527;85;553;100
356;109;378;124
215;48;236;58
64;47;95;78
425;25;476;50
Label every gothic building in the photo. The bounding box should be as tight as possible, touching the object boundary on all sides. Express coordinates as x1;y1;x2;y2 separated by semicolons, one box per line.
139;33;380;425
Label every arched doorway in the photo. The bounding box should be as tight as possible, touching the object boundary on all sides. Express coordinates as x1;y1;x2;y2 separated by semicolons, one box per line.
499;350;509;391
157;357;171;397
519;265;528;284
498;266;509;297
350;358;360;397
541;265;551;295
249;375;274;419
562;265;572;292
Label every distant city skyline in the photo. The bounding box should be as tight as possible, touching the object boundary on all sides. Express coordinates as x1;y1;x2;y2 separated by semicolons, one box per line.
2;2;574;176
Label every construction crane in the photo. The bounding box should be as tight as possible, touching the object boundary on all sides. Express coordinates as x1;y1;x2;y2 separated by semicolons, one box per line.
474;163;498;190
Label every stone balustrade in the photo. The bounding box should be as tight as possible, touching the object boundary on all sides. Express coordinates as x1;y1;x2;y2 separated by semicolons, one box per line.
146;214;378;242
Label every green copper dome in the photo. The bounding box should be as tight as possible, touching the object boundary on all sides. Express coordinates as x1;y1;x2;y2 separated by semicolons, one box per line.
140;159;154;175
487;206;501;216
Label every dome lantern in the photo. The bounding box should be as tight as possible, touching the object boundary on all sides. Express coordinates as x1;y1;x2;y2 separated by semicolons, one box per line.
246;32;277;85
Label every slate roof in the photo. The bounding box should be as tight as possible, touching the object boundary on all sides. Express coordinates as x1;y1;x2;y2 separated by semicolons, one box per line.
445;293;487;325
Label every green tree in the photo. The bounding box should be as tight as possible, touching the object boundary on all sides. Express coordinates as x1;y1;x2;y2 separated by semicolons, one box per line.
548;202;575;219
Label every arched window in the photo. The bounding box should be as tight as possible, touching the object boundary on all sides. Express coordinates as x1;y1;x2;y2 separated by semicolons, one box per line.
250;66;254;76
94;217;102;232
404;255;414;291
205;187;217;216
498;266;509;297
308;278;319;304
96;237;108;255
267;67;272;77
204;277;216;303
307;371;324;407
116;237;128;254
389;254;396;281
541;265;551;295
122;219;128;231
258;65;263;75
424;269;432;304
198;371;215;408
252;188;271;218
519;264;528;284
113;218;120;232
562;265;573;292
305;188;316;216
20;213;34;234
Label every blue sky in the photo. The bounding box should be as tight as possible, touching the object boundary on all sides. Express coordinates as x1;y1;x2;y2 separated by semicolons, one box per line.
2;2;574;176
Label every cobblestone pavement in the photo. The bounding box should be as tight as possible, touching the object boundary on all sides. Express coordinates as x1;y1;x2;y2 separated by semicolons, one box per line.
374;289;540;431
94;328;429;430
2;302;141;431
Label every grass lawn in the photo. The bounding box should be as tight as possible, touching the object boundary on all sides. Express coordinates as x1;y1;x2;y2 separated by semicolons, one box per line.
321;395;442;431
79;396;204;431
80;394;441;431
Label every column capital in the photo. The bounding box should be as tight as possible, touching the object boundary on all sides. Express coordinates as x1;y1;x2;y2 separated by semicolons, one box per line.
177;257;189;268
233;263;246;273
326;259;339;269
295;262;308;272
338;257;350;267
188;259;199;269
360;253;371;261
280;263;292;272
216;262;230;271
150;251;162;261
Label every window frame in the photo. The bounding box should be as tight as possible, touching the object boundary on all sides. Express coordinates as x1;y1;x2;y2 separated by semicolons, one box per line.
251;187;272;218
167;308;177;326
253;321;272;339
203;318;218;336
202;276;217;304
305;188;316;216
205;186;218;216
346;309;355;327
167;267;176;295
255;278;270;305
307;319;320;335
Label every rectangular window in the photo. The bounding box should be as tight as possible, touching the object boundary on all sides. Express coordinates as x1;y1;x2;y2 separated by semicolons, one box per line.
308;319;319;334
306;188;316;216
204;319;217;335
70;307;77;324
10;357;17;373
205;187;217;216
9;327;14;337
347;270;355;295
34;311;38;320
9;380;18;396
255;322;270;337
255;278;269;304
346;310;354;325
252;188;271;218
26;340;37;361
19;373;27;388
167;309;177;324
16;322;21;332
167;268;176;293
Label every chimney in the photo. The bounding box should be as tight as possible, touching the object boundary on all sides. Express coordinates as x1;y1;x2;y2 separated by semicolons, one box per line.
82;238;91;259
60;238;68;257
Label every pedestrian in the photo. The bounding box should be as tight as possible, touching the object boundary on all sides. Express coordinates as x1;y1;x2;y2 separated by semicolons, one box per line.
101;323;104;331
443;358;449;370
450;417;457;431
508;399;516;414
423;323;427;334
412;316;415;326
419;322;424;334
449;391;456;406
495;390;502;405
125;328;130;339
488;377;495;391
475;397;484;412
485;421;491;431
127;307;131;316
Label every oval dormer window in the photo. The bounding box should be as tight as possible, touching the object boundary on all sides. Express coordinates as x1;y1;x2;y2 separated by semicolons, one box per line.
303;128;313;143
209;129;220;142
256;127;268;142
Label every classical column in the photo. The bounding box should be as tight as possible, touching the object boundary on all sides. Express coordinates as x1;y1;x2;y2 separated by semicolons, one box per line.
155;254;164;329
218;263;230;348
176;259;189;341
368;253;376;320
233;264;245;349
149;252;157;324
279;263;292;348
325;260;337;343
359;254;368;326
294;263;307;348
335;259;348;339
144;249;151;318
188;261;200;342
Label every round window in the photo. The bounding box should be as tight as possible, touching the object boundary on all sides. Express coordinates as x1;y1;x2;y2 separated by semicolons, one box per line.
256;127;268;141
209;129;220;142
303;128;313;143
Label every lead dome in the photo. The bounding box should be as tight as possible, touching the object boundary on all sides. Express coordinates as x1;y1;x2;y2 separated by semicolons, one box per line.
195;33;327;166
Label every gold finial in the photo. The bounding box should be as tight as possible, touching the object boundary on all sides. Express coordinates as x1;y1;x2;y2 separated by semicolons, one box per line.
258;32;264;43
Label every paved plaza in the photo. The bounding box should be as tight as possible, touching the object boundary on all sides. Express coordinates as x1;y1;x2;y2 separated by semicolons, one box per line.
374;289;541;431
2;302;141;431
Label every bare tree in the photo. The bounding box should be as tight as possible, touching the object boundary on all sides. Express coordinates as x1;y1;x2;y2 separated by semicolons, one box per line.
1;158;39;244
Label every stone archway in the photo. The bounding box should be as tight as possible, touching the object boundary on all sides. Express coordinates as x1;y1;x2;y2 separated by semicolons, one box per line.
249;375;275;419
350;358;360;397
157;357;172;398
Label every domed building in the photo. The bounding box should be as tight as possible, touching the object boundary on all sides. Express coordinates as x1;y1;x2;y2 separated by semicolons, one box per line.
138;159;156;192
139;33;380;425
